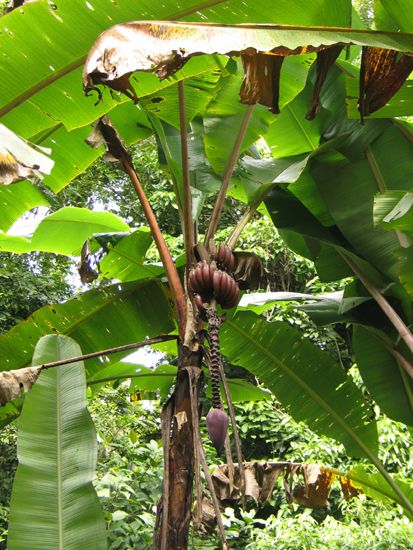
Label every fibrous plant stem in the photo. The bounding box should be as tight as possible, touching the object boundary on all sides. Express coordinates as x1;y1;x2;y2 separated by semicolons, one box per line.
217;349;246;507
198;438;229;549
178;80;195;268
205;104;254;248
36;335;177;371
226;185;272;250
121;154;187;338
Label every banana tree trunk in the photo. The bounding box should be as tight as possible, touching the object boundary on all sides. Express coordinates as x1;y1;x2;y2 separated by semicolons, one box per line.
154;342;202;549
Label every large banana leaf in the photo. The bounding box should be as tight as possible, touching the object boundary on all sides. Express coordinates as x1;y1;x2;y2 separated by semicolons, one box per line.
0;207;130;255
0;180;49;232
0;0;350;125
7;334;107;550
220;311;378;458
310;122;413;282
97;227;162;282
0;0;348;141
1;0;408;225
348;464;413;516
378;0;413;32
0;280;175;377
353;326;413;426
88;361;268;401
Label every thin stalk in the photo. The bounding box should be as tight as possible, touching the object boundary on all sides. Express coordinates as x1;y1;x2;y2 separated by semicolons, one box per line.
217;354;246;508
226;185;273;250
187;367;203;528
380;340;413;380
158;400;173;550
198;438;229;549
178;80;195;268
120;154;187;338
340;252;413;355
224;434;235;495
226;205;255;250
205;104;254;248
392;119;413;145
36;335;177;370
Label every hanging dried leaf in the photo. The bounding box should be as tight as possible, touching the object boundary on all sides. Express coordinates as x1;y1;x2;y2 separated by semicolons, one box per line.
240;53;284;114
201;460;404;527
359;47;413;120
212;461;284;502
0;124;54;185
306;45;344;120
86;116;131;163
211;462;339;507
291;464;334;508
339;476;361;500
0;366;42;407
233;251;266;290
78;241;99;284
83;21;413;117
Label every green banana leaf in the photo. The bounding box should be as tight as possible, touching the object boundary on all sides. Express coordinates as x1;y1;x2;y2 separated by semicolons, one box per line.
0;279;175;377
0;181;49;232
377;0;413;32
0;207;130;255
374;189;413;234
347;464;413;517
97;228;162;283
7;334;107;550
88;361;269;401
353;326;413;426
220;311;378;458
311;122;413;282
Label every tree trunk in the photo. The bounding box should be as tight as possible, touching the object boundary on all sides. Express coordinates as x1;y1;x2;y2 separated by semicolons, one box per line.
154;342;202;549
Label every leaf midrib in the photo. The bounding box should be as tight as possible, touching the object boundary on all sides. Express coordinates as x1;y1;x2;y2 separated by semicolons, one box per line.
56;366;64;550
286;103;318;151
225;317;373;457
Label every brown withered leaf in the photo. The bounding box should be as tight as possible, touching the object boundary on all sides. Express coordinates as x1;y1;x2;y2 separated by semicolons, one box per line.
241;53;284;113
0;123;54;185
201;461;378;526
86;116;131;163
339;476;361;500
291;464;334;508
0;366;42;407
306;45;344;120
212;462;337;508
233;251;266;290
196;494;217;532
213;462;284;502
359;47;413;120
78;241;99;284
83;22;413;116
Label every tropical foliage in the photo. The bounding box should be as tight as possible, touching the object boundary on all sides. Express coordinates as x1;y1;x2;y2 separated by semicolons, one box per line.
0;0;413;547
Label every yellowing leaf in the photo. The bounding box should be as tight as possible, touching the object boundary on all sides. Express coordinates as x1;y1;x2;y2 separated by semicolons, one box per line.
0;123;54;185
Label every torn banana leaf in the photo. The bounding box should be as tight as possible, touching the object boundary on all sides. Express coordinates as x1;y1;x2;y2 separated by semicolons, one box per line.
84;21;413;117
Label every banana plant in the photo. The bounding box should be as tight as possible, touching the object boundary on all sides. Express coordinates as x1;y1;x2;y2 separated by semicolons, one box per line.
1;1;413;548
